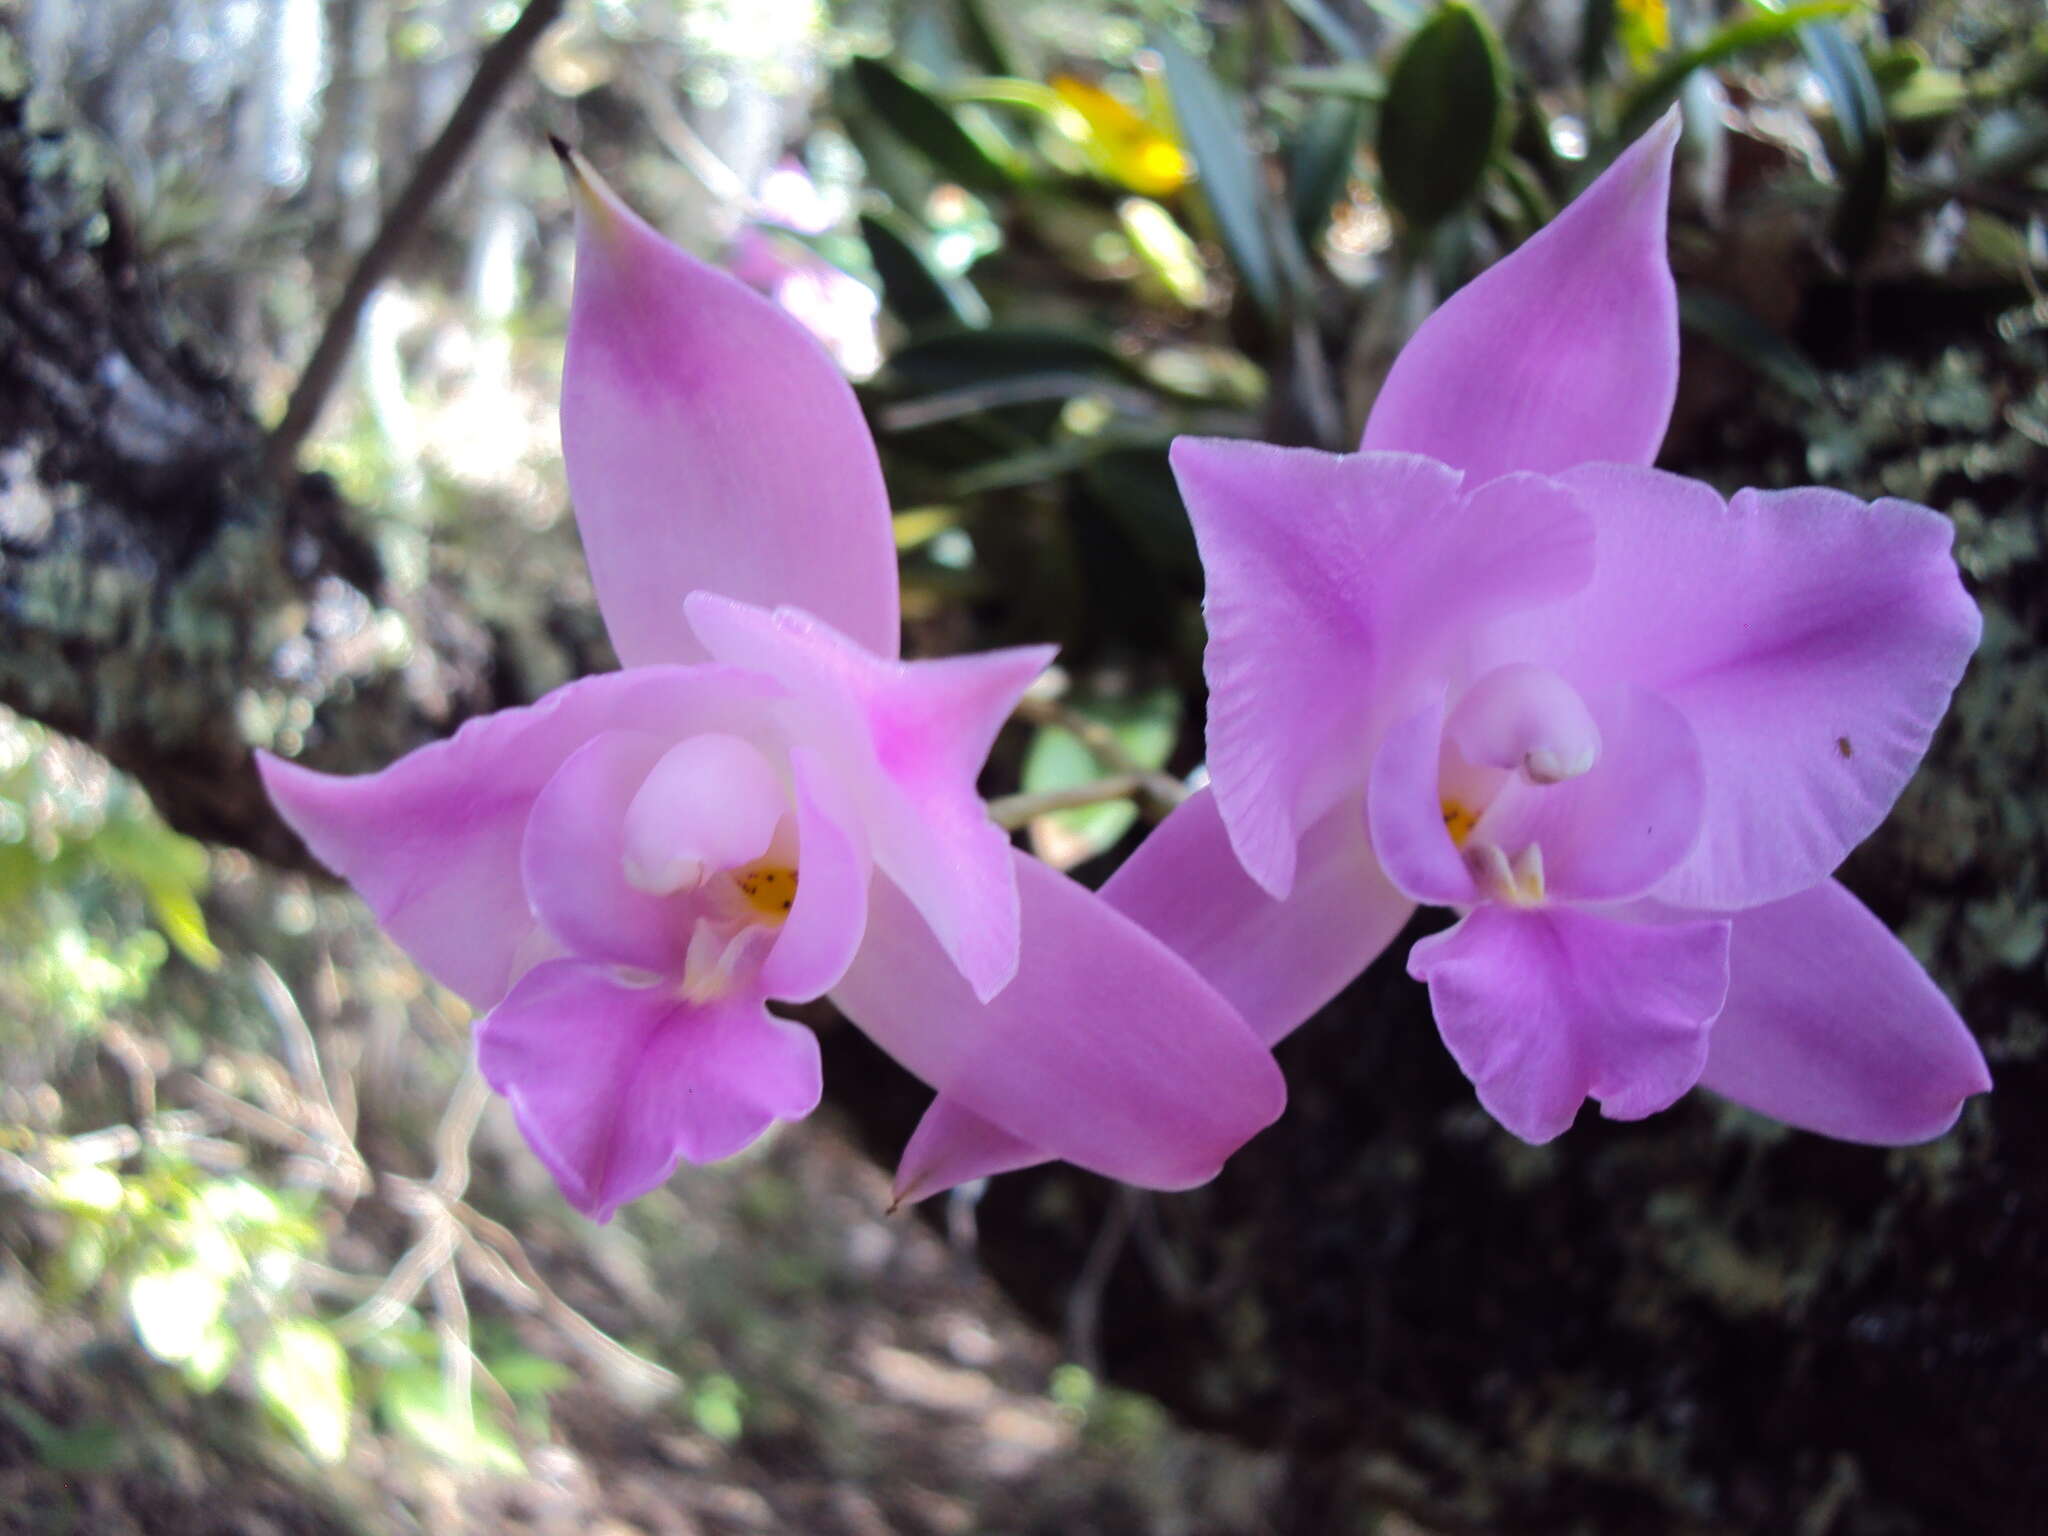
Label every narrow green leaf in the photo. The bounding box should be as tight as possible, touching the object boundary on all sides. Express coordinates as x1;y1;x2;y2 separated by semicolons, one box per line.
860;212;990;329
1678;289;1825;403
1799;20;1890;266
1155;35;1288;322
885;326;1152;396
1289;97;1369;247
1275;63;1387;100
1377;3;1510;231
1614;0;1859;144
958;0;1032;78
849;57;1015;197
256;1321;352;1464
1579;0;1619;87
1281;0;1369;59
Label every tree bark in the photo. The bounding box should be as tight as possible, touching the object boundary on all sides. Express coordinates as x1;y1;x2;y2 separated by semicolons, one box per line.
0;28;600;868
6;26;2047;1534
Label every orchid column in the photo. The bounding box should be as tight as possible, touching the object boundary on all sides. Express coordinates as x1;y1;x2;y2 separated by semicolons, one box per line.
258;145;1283;1221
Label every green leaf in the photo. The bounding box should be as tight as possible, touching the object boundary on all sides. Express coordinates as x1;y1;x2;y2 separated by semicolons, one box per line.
1679;289;1825;403
1613;0;1859;144
482;1349;573;1404
1118;197;1210;307
689;1373;745;1444
87;811;220;969
849;57;1015;197
1282;0;1370;58
883;326;1152;397
1799;19;1890;266
958;0;1032;77
1022;692;1181;869
1377;2;1510;231
1155;35;1289;322
0;1398;124;1473
181;1321;238;1393
378;1366;522;1472
129;1260;229;1366
255;1321;352;1465
1289;97;1369;247
859;211;990;330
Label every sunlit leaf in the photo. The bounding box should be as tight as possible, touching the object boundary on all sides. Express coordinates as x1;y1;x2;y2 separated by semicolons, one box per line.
1617;0;1672;68
181;1320;238;1393
256;1320;352;1465
1051;75;1191;196
129;1260;229;1365
1118;197;1210;306
87;812;221;970
1377;2;1509;231
378;1365;522;1472
690;1372;745;1444
1613;0;1859;143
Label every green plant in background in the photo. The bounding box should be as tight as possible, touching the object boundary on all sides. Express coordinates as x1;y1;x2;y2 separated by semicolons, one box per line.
808;0;2042;730
0;710;218;1039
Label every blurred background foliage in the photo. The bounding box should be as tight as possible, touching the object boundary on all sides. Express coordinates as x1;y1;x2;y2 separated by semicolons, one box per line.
1;0;2043;1529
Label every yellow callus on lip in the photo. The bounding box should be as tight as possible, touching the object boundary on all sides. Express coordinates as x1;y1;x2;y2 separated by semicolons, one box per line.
1441;799;1479;848
734;862;799;923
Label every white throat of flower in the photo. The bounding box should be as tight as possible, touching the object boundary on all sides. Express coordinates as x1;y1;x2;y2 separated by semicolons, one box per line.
673;858;799;1004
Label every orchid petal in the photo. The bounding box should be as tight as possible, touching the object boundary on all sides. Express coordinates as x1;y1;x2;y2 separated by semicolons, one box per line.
1171;437;1594;895
892;786;1410;1205
759;747;873;1001
1103;785;1412;1045
1407;905;1730;1142
1474;684;1705;904
556;147;899;666
522;730;687;972
1361;113;1680;481
893;1097;1044;1208
687;593;1052;1001
1529;466;1981;910
832;853;1285;1191
476;959;821;1221
1367;695;1479;907
257;666;777;1007
622;733;788;895
1698;881;1989;1142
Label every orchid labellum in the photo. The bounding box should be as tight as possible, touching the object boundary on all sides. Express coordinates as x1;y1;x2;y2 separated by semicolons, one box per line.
259;146;1282;1221
898;113;1988;1197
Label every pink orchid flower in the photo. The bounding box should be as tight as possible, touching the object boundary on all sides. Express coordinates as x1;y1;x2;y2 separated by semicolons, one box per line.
257;147;1283;1221
896;113;1988;1198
